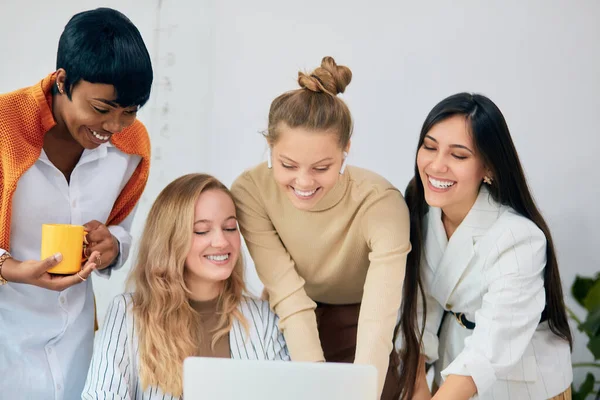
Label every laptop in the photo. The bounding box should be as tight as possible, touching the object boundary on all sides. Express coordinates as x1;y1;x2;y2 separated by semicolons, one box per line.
183;357;378;400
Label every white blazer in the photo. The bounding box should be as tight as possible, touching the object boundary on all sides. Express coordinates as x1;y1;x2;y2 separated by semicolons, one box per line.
82;294;290;400
418;187;571;399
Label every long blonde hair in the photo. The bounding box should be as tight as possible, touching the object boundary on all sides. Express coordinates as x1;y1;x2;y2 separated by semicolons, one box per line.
128;173;248;397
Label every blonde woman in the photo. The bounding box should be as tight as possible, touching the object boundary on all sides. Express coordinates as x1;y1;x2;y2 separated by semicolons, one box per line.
82;173;289;399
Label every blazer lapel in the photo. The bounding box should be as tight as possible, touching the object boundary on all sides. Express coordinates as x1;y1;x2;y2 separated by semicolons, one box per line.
423;206;448;274
429;186;502;307
429;214;475;308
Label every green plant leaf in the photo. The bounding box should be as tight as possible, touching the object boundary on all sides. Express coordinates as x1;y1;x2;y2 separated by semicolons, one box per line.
587;335;600;360
570;274;600;400
572;373;594;400
581;307;600;337
573;276;597;308
584;280;600;313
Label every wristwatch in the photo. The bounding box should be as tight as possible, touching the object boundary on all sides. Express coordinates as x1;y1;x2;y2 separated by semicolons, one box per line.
0;252;12;285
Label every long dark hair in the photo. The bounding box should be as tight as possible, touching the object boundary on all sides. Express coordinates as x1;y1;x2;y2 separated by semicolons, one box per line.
396;184;427;400
397;93;572;399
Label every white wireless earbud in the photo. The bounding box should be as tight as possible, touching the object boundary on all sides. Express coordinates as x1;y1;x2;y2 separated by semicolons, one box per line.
267;147;273;169
339;151;348;174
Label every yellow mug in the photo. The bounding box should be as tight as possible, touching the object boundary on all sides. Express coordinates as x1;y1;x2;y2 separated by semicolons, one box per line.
41;224;87;275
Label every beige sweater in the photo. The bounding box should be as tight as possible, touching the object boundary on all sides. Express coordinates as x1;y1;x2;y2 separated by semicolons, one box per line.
231;163;410;394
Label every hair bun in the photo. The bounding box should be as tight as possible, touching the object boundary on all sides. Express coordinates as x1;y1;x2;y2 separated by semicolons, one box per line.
298;56;352;95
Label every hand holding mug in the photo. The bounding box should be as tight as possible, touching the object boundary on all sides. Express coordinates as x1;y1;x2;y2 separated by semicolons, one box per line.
1;251;100;291
83;220;119;270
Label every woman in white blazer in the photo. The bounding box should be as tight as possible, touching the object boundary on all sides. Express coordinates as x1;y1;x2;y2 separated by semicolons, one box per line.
396;94;572;400
82;174;289;400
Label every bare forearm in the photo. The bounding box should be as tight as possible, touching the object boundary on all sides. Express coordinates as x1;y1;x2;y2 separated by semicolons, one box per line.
432;375;476;400
413;386;433;400
1;257;22;281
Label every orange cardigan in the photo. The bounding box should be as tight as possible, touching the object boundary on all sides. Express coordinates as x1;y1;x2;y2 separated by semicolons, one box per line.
0;73;151;251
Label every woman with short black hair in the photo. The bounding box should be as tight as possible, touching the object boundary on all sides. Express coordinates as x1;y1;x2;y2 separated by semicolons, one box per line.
0;8;153;399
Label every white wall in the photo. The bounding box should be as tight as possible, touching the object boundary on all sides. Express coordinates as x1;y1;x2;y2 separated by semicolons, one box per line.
2;0;598;387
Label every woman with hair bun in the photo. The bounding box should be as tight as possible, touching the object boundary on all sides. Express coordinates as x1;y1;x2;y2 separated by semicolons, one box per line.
231;56;413;399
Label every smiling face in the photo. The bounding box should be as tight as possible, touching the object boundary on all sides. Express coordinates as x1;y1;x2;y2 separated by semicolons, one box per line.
55;73;139;149
417;114;489;220
270;123;348;211
183;189;241;297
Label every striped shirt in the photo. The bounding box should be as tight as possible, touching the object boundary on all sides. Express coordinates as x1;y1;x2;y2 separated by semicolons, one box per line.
82;293;290;399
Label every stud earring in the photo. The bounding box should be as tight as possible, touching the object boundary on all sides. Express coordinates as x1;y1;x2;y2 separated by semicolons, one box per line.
56;82;64;94
339;151;348;175
267;147;272;169
483;176;493;185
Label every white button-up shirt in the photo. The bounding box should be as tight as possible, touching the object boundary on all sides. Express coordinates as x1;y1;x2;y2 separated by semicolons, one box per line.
0;142;141;400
